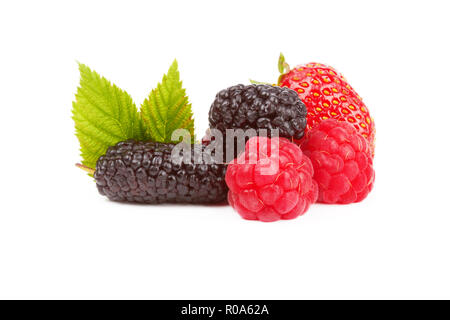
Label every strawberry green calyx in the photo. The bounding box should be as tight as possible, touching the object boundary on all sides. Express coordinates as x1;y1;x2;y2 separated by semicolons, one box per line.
249;79;273;85
247;53;293;86
278;52;291;74
249;53;291;86
278;52;291;85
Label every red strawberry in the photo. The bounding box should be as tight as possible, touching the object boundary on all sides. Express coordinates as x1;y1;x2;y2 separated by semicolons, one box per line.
277;53;375;156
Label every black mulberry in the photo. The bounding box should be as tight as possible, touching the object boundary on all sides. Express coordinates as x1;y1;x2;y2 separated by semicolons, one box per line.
94;140;228;204
208;84;307;140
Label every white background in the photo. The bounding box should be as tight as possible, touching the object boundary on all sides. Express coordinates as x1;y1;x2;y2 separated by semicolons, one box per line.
1;0;449;300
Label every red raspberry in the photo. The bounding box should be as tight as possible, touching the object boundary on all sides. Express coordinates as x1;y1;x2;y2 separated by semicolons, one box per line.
226;137;318;222
300;119;375;204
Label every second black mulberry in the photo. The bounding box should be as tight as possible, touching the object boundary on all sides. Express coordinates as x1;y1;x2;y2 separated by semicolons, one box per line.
208;84;307;140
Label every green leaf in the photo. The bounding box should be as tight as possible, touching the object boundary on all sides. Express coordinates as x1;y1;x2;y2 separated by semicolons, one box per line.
72;63;150;169
141;60;195;143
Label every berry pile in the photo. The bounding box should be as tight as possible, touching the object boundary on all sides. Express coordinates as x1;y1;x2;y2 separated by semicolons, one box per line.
74;56;375;222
